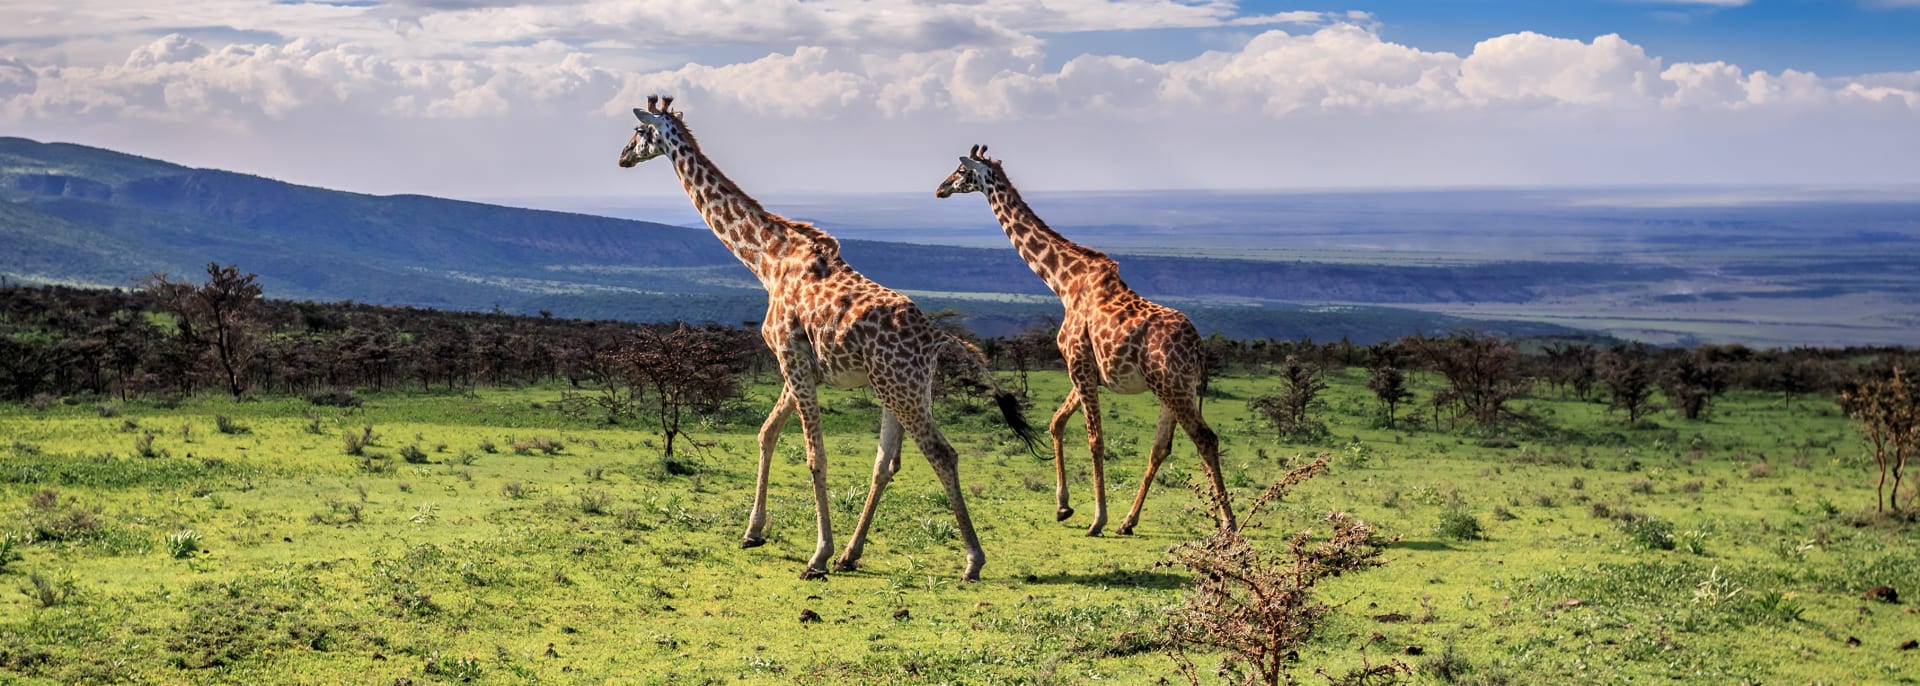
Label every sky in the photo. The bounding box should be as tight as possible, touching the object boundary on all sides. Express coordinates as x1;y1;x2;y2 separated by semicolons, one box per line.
1;1;1917;201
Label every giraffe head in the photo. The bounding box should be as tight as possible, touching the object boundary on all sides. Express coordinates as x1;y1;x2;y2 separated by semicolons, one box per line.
618;95;685;168
934;144;1001;198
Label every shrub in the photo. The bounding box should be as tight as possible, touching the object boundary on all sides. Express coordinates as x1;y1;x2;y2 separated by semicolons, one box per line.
501;482;528;499
1627;478;1654;495
1435;508;1486;541
95;403;121;418
578;490;612;515
1164;453;1408;686
1616;512;1676;550
342;425;377;456
306;389;362;408
133;431;167;459
214;414;250;435
399;445;429;464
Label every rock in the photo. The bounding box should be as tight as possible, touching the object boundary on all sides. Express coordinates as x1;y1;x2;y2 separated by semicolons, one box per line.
892;608;910;619
1863;585;1898;603
799;609;822;623
1403;645;1424;656
1900;639;1917;651
1845;636;1862;647
1372;612;1409;623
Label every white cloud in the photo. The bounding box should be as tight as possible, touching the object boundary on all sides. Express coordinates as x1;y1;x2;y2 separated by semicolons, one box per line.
0;14;1917;196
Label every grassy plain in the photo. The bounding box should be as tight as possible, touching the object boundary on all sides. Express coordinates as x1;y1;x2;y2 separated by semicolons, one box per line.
2;369;1916;684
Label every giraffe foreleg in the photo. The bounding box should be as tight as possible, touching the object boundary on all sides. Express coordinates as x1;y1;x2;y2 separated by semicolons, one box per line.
1116;406;1177;536
786;378;834;580
742;387;794;549
1080;387;1109;537
835;408;903;573
1048;388;1082;522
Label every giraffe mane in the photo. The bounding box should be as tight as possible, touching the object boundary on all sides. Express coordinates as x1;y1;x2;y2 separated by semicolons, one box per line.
988;164;1114;267
664;109;836;251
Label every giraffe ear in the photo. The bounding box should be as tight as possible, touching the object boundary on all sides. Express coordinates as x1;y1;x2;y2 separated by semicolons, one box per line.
631;108;647;120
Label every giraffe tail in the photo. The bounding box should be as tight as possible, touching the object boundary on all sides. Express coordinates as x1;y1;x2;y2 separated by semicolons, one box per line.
942;334;1043;458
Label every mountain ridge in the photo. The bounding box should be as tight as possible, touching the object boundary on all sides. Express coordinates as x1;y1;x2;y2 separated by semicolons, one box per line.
0;136;1595;341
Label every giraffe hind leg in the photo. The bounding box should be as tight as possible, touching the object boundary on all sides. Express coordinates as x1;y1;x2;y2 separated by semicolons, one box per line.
833;408;904;573
1115;405;1177;536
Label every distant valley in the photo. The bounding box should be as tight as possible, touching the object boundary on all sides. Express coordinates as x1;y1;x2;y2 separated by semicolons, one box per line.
6;136;1919;345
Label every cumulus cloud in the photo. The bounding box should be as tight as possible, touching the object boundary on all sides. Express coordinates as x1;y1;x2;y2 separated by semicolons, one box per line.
0;15;1915;196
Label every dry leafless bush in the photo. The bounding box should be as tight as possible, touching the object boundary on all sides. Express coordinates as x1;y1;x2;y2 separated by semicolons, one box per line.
1163;452;1409;686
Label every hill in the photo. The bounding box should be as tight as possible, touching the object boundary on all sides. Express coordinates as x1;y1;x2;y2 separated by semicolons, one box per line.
0;137;1598;341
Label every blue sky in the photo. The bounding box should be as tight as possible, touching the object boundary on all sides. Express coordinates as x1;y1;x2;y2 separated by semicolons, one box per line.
0;1;1916;197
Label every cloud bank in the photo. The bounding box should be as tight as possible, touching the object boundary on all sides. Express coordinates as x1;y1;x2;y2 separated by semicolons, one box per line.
0;1;1914;197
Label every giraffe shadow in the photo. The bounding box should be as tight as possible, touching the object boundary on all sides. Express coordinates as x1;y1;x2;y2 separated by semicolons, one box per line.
1023;569;1187;590
1389;539;1458;552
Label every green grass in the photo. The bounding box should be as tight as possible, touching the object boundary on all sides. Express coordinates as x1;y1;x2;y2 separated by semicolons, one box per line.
1;370;1915;684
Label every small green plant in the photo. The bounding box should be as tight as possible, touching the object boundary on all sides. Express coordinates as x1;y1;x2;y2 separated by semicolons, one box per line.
426;652;483;681
1435;508;1485;541
24;572;76;607
1744;591;1804;624
501;481;528;499
578;490;611;515
95;403;121;418
165;529;203;559
478;438;498;454
0;534;18;572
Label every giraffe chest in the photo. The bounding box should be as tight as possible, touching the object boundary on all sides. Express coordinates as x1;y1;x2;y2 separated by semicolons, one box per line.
1066;316;1151;395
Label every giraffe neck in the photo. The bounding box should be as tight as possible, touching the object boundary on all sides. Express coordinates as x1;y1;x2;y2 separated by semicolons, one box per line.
660;131;809;286
981;177;1103;301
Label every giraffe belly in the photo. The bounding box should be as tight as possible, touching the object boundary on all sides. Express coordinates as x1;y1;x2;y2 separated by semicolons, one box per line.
817;356;869;389
1103;366;1150;394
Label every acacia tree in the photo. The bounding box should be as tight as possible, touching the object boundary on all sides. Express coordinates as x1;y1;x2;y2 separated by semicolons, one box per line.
1248;356;1328;441
1419;334;1530;429
1002;325;1057;394
1600;344;1656;424
1838;366;1919;513
143;263;263;398
1662;349;1730;420
616;323;752;457
1367;364;1414;429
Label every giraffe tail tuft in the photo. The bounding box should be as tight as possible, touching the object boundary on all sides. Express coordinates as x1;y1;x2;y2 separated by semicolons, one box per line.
942;333;1043;458
993;390;1043;458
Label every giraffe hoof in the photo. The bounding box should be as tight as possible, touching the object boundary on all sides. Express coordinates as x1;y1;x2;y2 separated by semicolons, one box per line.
1115;525;1135;536
1056;507;1074;522
832;558;859;573
740;536;767;549
799;568;828;581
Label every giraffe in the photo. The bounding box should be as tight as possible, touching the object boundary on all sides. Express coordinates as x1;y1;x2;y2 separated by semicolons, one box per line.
618;98;1036;581
936;144;1236;537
